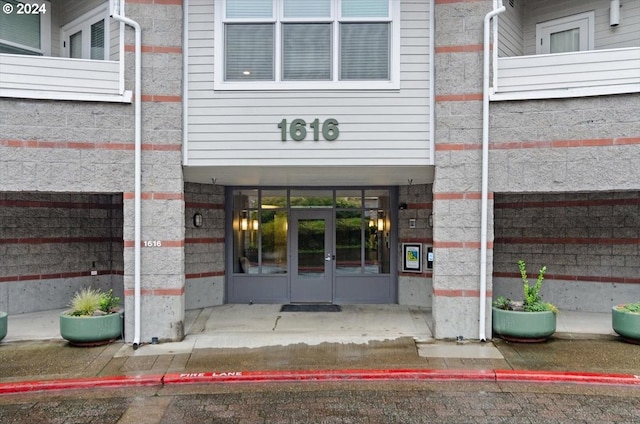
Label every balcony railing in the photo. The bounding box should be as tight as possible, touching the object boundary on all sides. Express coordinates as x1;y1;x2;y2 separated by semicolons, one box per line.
491;47;640;101
0;54;131;103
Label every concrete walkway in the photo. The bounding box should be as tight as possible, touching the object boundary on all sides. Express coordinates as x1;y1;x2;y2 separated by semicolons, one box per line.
2;305;636;395
3;304;615;346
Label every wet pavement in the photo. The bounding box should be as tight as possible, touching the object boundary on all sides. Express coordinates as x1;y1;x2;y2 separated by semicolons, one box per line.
0;306;639;422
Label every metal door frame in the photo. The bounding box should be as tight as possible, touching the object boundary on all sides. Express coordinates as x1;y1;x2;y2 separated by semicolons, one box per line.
289;209;334;303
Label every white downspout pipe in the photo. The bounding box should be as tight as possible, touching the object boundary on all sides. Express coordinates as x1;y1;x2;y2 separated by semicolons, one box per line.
479;1;505;342
110;0;143;349
429;0;435;164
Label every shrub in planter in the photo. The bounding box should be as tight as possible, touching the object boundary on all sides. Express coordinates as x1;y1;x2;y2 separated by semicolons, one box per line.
612;302;640;344
60;288;123;346
492;260;557;342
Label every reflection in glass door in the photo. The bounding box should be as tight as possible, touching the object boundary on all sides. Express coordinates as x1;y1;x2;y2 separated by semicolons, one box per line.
290;210;334;303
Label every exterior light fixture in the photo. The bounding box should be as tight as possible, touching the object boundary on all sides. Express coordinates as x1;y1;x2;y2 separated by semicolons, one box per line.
252;219;259;231
377;212;385;232
610;0;620;27
241;211;248;231
193;212;203;228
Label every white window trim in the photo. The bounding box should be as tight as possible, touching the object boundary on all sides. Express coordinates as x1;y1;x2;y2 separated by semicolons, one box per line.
0;0;51;56
213;0;400;91
535;11;595;55
61;3;111;60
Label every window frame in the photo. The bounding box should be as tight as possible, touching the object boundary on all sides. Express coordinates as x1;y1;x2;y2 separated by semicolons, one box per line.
214;0;400;91
61;3;111;60
535;11;595;55
0;0;51;56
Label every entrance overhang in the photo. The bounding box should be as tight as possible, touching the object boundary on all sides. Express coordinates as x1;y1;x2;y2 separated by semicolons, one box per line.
184;165;434;187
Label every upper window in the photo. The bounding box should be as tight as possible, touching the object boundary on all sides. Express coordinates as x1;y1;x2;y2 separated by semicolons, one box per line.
0;0;51;56
536;11;594;55
215;0;399;90
61;4;110;60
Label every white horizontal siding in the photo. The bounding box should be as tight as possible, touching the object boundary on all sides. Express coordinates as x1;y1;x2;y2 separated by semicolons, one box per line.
0;54;131;102
492;47;640;100
186;0;431;169
522;0;640;56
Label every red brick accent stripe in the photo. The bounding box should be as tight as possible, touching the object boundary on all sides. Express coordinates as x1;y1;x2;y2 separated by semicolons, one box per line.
0;200;119;209
123;240;185;248
399;271;433;278
495;197;640;209
440;137;640;152
185;238;224;244
1;139;180;151
435;93;483;102
435;44;484;53
434;241;494;249
141;95;182;103
124;287;185;296
433;289;493;298
405;202;433;209
185;202;224;209
434;192;494;200
125;45;182;54
492;137;640;150
186;271;225;279
0;271;120;283
494;272;640;285
435;144;481;151
495;237;640;245
2;237;119;245
123;192;184;200
399;238;433;244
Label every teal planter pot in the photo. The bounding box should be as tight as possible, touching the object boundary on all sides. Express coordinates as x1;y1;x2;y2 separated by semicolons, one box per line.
60;311;123;346
492;307;556;343
612;306;640;344
0;311;7;342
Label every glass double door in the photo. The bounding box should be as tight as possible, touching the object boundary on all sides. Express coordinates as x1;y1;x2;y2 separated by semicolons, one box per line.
290;209;334;303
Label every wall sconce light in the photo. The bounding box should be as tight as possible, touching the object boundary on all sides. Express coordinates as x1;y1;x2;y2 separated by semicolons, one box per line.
240;211;248;231
428;213;433;228
377;211;385;232
193;212;203;228
610;0;620;26
252;219;259;231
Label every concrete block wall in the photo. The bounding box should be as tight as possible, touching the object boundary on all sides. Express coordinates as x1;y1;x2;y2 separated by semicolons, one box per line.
0;192;123;313
184;182;225;309
432;0;494;340
120;1;185;343
398;184;433;308
493;191;640;312
0;1;186;342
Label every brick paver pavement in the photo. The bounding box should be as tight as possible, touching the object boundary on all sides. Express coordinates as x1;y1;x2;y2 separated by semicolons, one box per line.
1;380;639;423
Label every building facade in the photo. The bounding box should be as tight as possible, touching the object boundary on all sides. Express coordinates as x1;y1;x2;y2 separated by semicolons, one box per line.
1;0;638;343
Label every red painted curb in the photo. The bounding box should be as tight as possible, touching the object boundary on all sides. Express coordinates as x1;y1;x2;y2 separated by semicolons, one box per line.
163;369;496;385
0;374;163;394
2;369;639;395
495;370;640;386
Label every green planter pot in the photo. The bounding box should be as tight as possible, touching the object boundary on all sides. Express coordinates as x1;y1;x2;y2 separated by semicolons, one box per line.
612;306;640;344
60;311;123;346
0;311;7;342
492;307;556;343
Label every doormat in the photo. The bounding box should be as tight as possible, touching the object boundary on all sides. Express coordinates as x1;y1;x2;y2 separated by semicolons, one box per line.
280;304;342;312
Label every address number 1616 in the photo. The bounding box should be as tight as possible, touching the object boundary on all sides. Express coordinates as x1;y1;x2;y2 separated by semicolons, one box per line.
278;118;339;142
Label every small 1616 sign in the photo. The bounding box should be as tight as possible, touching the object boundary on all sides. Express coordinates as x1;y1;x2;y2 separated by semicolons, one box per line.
278;118;339;142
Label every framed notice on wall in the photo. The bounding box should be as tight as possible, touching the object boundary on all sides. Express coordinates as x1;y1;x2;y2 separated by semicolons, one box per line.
402;243;422;273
